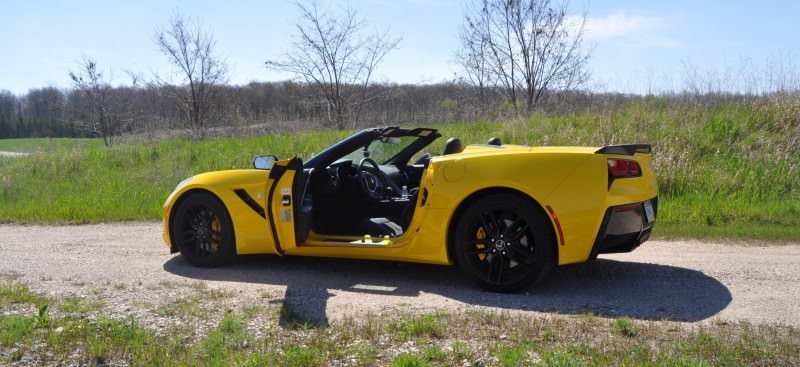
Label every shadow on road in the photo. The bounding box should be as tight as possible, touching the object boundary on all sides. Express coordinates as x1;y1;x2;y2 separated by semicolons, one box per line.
163;255;731;326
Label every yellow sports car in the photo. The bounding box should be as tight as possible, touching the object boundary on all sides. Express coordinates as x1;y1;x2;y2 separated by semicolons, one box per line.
163;127;658;292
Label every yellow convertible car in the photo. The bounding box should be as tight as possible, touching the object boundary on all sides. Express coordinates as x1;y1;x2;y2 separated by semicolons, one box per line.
163;127;658;292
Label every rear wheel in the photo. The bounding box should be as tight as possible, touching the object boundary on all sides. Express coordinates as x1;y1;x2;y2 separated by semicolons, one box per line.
172;192;235;267
453;193;554;292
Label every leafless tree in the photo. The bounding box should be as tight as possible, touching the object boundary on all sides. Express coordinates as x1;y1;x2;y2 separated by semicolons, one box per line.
459;0;591;115
151;11;228;139
69;56;129;147
455;11;493;112
266;0;401;129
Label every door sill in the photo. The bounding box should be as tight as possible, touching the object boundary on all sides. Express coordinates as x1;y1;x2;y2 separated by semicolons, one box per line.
304;235;392;247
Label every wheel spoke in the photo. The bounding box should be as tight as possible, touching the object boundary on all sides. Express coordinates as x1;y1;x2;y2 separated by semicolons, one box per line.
195;239;203;260
502;216;524;237
486;255;497;282
198;210;210;226
506;245;534;266
478;212;495;237
487;210;502;237
463;238;487;246
180;229;197;242
495;255;504;283
181;210;196;227
507;224;530;242
466;247;490;255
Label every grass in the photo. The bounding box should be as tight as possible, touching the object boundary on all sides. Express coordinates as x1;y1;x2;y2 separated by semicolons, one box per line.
156;283;235;319
612;317;636;337
0;137;100;153
1;280;798;366
0;99;798;241
0;281;49;309
391;312;447;341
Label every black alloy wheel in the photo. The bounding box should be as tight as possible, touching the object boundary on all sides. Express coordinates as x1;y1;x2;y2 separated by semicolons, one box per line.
172;192;235;267
454;193;554;292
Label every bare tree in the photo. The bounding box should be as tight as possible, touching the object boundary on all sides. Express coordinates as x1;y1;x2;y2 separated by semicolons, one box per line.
266;0;401;129
69;56;129;147
455;16;493;113
459;0;591;115
152;11;228;139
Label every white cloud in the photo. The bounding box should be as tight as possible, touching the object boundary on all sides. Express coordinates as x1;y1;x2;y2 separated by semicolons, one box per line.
579;11;685;49
584;11;664;39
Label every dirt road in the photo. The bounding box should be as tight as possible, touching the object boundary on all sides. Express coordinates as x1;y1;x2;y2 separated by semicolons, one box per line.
1;222;798;326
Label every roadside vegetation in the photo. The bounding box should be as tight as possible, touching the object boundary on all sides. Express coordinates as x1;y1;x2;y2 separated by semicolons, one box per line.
0;137;100;153
1;279;798;366
1;99;798;241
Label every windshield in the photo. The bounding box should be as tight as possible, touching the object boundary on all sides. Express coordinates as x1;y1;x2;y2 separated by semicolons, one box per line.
340;136;420;165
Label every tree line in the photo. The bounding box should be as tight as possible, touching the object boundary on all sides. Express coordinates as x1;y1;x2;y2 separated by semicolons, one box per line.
2;0;798;144
0;81;632;140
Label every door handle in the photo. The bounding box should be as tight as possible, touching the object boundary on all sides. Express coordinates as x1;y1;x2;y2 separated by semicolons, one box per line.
281;194;291;206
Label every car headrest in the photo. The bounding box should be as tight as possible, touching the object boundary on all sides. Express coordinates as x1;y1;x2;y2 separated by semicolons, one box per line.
443;138;463;155
487;137;502;146
414;152;432;165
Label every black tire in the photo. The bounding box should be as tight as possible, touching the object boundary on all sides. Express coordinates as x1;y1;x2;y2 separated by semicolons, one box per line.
587;248;600;261
453;193;554;292
171;192;235;267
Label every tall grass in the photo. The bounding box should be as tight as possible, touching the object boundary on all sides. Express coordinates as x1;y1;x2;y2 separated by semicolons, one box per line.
0;99;798;240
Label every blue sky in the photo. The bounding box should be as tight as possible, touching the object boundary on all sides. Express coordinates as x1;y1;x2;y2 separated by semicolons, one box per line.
1;0;799;95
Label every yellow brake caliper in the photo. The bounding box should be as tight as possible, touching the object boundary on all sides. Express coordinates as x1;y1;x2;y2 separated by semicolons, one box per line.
210;216;221;251
476;227;487;261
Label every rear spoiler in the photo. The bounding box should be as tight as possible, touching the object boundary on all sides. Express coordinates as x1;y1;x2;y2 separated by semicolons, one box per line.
595;144;652;155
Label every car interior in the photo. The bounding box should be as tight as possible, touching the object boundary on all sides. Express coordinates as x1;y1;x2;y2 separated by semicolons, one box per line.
308;129;440;239
286;128;503;243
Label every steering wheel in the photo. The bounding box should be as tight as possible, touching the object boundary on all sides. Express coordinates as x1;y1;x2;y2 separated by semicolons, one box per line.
358;158;403;201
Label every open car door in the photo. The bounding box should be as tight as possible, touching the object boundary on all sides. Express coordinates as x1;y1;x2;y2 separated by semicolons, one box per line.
266;157;311;254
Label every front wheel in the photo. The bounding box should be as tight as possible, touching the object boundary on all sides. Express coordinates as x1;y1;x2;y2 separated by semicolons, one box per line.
171;192;235;267
453;193;554;292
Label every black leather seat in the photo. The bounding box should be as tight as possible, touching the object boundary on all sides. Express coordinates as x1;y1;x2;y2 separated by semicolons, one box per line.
487;137;502;146
443;137;463;155
414;152;432;165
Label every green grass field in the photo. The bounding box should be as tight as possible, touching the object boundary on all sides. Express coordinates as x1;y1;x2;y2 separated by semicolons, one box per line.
1;99;798;241
0;137;102;153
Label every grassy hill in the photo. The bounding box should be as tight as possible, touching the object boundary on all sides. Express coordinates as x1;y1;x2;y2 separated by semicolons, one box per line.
1;99;798;241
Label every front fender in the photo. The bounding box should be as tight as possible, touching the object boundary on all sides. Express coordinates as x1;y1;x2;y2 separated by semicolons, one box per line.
162;170;277;255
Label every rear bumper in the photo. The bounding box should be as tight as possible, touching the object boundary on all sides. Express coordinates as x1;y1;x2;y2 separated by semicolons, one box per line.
592;197;657;254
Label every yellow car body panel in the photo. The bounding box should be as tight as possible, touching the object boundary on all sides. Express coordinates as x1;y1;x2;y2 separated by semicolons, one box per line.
162;169;276;255
163;140;657;267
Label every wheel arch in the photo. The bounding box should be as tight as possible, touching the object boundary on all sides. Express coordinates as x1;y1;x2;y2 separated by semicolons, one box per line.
167;188;237;255
445;187;558;266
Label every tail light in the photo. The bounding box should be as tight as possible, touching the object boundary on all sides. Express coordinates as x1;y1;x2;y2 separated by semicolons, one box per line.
607;159;642;178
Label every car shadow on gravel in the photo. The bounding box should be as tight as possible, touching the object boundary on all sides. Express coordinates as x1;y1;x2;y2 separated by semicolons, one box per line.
163;255;731;326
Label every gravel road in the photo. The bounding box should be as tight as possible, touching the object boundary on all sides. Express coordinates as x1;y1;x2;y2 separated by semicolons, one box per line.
1;222;798;326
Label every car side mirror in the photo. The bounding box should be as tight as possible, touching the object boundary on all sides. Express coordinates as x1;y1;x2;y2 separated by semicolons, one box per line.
253;155;278;170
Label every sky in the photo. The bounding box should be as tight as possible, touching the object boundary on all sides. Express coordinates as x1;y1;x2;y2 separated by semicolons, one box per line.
1;0;799;95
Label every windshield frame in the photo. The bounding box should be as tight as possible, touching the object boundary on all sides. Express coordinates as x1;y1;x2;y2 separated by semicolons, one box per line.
303;127;440;169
